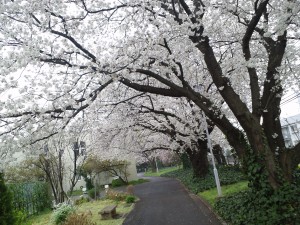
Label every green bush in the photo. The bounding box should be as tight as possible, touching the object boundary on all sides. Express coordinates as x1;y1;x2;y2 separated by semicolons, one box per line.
13;210;27;225
51;203;76;225
87;188;101;199
125;195;136;204
293;168;300;186
163;166;246;193
83;176;94;191
111;178;125;187
0;173;16;225
0;172;16;225
215;185;300;225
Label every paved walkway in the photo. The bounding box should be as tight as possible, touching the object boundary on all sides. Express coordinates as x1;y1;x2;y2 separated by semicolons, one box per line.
123;176;223;225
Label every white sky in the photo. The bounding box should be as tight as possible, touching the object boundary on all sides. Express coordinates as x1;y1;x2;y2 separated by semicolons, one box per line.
281;94;300;118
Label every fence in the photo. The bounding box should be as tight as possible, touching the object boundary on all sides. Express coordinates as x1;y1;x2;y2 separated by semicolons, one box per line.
8;182;51;215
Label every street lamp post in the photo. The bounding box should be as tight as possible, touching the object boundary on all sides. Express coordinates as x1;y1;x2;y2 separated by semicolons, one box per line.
155;156;159;173
202;111;222;197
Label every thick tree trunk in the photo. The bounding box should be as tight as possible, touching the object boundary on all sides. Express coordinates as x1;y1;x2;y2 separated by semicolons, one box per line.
180;152;192;169
190;150;209;178
149;159;157;173
186;139;209;178
213;144;227;165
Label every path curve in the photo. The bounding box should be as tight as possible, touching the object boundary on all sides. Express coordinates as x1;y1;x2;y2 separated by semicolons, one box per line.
123;176;223;225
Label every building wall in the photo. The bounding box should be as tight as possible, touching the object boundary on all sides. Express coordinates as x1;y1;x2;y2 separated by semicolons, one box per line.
281;114;300;147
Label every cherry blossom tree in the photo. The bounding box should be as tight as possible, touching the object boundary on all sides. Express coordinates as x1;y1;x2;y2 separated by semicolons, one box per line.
0;0;299;193
86;93;228;177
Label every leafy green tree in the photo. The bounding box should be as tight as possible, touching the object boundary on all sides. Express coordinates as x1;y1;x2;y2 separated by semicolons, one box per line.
0;172;16;225
80;170;94;190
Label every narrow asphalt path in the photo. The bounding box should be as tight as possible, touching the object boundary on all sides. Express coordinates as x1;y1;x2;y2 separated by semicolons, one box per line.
123;176;223;225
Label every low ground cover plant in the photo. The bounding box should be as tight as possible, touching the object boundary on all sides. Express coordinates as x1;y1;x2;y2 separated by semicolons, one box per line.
125;195;136;204
163;165;246;193
213;168;300;225
198;181;249;206
215;184;300;225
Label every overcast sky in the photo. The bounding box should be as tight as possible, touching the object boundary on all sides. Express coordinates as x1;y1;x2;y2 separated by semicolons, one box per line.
281;94;300;118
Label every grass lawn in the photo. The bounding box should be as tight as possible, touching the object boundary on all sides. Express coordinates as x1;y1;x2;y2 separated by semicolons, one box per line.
25;199;134;225
128;178;149;185
68;189;83;196
144;166;180;177
198;181;249;206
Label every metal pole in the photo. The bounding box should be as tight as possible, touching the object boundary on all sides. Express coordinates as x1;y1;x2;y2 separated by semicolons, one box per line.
202;111;222;197
155;156;159;173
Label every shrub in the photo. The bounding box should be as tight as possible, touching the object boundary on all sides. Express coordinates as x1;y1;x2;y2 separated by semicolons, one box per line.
0;172;16;225
74;197;89;205
293;168;300;186
106;190;127;202
51;203;76;225
111;178;125;187
84;178;94;191
215;184;300;225
13;210;27;225
87;188;101;199
62;213;95;225
125;195;136;204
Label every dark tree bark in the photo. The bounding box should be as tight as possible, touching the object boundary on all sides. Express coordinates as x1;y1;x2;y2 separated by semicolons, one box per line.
180;152;192;169
213;144;227;165
185;139;209;178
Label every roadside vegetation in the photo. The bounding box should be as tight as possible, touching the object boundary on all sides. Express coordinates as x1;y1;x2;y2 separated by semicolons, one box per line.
67;189;84;197
111;178;149;187
198;181;249;206
163;166;246;193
